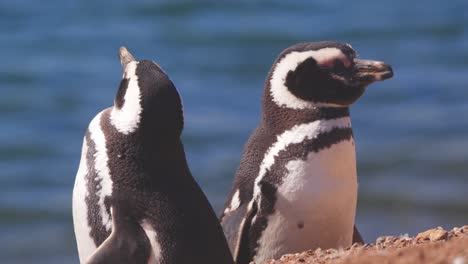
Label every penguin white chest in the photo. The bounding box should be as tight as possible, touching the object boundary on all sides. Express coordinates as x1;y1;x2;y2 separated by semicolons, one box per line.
255;137;357;263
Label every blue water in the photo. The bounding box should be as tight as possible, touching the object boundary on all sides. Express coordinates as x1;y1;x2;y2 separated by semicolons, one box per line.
1;1;468;263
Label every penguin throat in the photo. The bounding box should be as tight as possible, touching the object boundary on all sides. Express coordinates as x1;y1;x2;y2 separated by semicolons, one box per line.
308;106;350;120
262;96;350;131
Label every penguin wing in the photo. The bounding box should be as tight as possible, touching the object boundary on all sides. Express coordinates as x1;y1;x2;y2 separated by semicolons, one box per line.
86;206;152;264
220;202;248;255
221;199;259;264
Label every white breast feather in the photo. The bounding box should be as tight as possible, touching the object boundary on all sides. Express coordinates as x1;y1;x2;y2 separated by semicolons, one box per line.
88;111;114;231
253;117;352;199
73;138;97;263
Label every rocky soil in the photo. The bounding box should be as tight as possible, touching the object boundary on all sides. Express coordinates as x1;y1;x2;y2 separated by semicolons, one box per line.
265;226;468;264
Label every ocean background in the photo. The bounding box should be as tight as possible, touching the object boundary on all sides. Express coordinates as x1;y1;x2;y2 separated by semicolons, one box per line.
1;0;467;263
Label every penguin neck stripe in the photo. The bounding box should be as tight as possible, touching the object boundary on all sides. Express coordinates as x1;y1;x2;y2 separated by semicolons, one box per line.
110;61;142;135
252;116;352;199
88;111;114;231
270;48;346;109
268;127;354;188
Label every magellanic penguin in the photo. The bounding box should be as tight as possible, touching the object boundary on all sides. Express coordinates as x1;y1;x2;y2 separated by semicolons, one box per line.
72;47;234;264
220;41;393;264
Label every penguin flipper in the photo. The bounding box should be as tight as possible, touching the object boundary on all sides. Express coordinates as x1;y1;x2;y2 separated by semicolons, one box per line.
221;200;258;264
86;207;151;264
221;202;249;255
352;225;364;244
86;231;124;264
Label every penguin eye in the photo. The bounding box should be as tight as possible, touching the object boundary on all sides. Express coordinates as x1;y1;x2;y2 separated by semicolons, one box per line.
333;59;347;74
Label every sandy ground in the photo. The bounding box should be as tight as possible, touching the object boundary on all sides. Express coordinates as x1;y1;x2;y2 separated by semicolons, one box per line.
265;226;468;264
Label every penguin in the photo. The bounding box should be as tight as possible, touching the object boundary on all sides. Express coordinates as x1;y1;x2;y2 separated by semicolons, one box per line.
72;47;234;264
220;41;393;264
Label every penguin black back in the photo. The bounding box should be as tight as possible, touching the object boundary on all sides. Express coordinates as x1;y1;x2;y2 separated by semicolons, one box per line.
73;47;233;264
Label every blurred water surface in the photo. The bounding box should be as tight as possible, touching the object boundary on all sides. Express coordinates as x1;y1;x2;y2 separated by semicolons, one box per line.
1;0;467;263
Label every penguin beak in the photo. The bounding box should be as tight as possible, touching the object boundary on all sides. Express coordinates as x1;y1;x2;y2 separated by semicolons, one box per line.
119;46;136;69
352;59;393;84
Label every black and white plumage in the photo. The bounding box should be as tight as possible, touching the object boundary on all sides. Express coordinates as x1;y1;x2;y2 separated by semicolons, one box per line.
220;42;393;264
72;47;233;264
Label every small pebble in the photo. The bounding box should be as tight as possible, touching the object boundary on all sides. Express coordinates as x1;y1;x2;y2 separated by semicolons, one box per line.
416;227;448;241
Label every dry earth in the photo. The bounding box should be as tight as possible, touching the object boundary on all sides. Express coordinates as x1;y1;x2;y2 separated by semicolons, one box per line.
264;226;468;264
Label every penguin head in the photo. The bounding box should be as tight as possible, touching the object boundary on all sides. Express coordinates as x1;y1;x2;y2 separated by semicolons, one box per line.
111;47;183;138
268;41;393;109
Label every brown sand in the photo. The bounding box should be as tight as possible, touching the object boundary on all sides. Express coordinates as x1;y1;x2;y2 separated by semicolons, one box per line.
264;226;468;264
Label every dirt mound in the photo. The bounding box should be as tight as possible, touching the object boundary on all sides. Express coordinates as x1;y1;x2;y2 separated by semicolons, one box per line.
265;225;468;264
